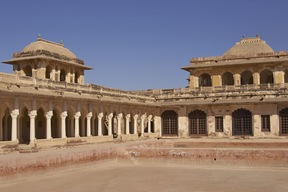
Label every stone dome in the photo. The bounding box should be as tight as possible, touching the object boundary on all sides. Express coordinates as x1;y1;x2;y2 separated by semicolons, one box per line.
223;36;274;56
22;37;77;59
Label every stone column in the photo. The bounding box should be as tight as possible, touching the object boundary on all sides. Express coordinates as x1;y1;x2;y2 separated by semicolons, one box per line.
133;114;138;135
253;72;260;85
140;114;146;137
45;111;53;139
234;74;241;86
29;110;37;142
10;109;19;141
108;113;113;136
212;75;222;87
74;112;81;137
98;113;103;136
125;114;131;134
0;116;2;141
117;113;123;136
224;114;232;137
86;112;92;137
60;111;67;138
253;114;261;137
274;71;284;84
271;114;280;136
147;115;152;133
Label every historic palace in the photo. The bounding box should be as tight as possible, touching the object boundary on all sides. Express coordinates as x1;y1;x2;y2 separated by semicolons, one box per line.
1;35;288;147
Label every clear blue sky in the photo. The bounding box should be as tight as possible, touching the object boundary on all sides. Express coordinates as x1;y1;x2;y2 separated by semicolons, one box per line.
1;0;288;90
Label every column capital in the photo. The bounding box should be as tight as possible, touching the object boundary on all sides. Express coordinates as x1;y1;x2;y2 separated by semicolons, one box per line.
117;113;123;119
46;111;53;119
134;114;139;119
98;112;103;119
11;109;19;118
74;111;81;119
29;110;37;118
108;113;113;119
86;112;93;118
148;115;153;121
126;114;131;119
61;111;67;118
141;114;146;120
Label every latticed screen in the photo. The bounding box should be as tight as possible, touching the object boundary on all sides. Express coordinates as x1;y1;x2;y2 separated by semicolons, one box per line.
189;110;207;135
261;115;270;132
161;110;178;136
281;115;288;135
215;116;223;132
232;109;252;136
280;108;288;135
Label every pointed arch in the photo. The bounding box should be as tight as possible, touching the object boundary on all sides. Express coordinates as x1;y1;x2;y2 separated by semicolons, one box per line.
1;108;12;141
35;108;46;139
20;107;30;143
51;108;61;138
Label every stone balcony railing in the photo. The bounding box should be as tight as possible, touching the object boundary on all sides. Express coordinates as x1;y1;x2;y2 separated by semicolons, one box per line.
131;83;288;101
0;72;155;103
1;72;288;103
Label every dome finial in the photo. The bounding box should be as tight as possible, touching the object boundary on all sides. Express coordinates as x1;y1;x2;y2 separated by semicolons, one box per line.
37;34;42;40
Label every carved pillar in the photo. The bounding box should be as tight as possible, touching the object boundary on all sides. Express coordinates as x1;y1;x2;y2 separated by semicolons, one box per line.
86;112;92;137
234;74;241;86
29;110;37;142
253;72;260;85
141;114;146;137
10;109;19;141
108;113;113;136
125;114;131;134
117;113;123;136
147;115;152;133
98;113;103;136
60;111;67;138
74;112;81;137
133;114;138;135
45;111;53;139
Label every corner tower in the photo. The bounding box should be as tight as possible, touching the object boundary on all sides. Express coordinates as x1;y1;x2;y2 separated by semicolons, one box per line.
3;36;92;84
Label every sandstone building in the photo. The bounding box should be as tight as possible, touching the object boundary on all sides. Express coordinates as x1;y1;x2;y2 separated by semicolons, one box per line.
1;35;288;147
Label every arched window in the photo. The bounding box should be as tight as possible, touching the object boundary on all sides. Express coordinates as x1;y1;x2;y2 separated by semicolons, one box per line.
232;108;252;136
60;69;66;82
199;73;212;87
284;70;288;83
161;110;178;136
35;108;46;139
279;108;288;135
1;108;12;141
45;66;52;79
188;110;207;135
23;65;32;77
222;72;234;86
241;70;253;85
20;107;30;143
260;69;273;84
75;72;79;84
